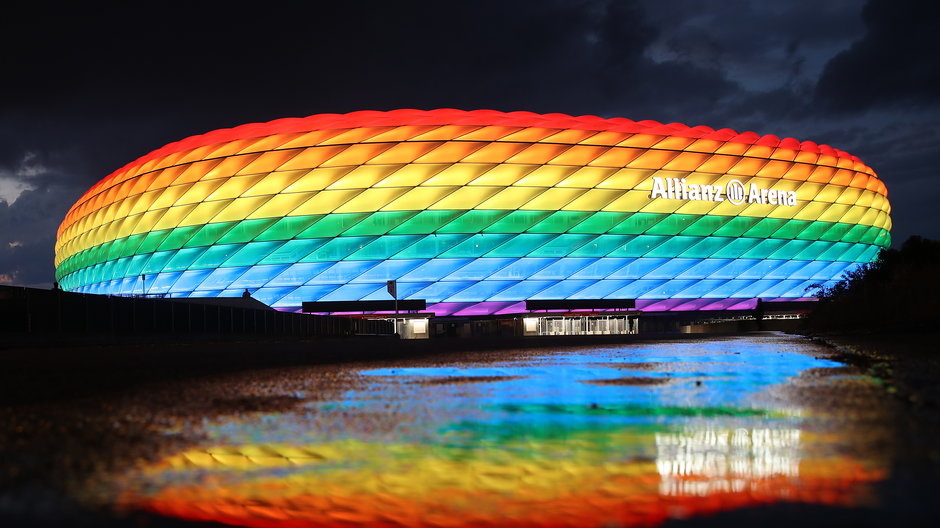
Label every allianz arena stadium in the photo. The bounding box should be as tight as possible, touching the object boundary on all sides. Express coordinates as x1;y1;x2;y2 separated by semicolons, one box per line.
54;109;891;316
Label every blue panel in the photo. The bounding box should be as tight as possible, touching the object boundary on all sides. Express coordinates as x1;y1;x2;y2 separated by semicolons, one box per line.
604;279;664;298
637;279;700;298
787;260;830;280
230;265;291;289
645;258;699;280
812;261;850;280
199;267;250;290
783;280;818;298
190;290;223;298
489;280;559;301
675;279;730;298
707;259;761;280
704;279;750;297
758;279;803;298
444;258;517;280
729;279;778;298
568;258;631;279
248;286;296;306
570;279;631;299
487;258;555;280
527;279;595;300
320;283;386;302
350;259;428;282
413;281;477;302
309;261;381;283
169;269;215;293
445;281;517;302
271;284;342;307
397;281;434;299
764;260;810;280
738;259;786;279
675;258;731;279
399;259;472;281
608;258;670;279
267;262;334;286
529;258;594;280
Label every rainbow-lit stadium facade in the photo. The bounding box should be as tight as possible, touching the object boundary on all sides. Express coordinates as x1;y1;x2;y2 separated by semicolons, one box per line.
54;109;891;315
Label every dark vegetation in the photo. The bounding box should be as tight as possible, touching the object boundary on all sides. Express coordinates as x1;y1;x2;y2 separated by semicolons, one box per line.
806;236;940;332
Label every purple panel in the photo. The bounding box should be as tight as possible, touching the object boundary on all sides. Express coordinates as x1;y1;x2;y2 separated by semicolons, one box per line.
494;301;527;315
454;301;516;316
671;298;718;311
698;298;744;311
728;298;759;310
426;302;473;316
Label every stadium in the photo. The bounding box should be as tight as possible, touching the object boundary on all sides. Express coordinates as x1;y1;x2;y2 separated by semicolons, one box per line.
54;109;891;332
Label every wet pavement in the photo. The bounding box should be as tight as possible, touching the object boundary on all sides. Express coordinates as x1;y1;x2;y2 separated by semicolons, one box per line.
1;332;937;526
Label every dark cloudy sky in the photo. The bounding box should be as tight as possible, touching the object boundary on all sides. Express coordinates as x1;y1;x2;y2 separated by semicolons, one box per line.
2;0;938;287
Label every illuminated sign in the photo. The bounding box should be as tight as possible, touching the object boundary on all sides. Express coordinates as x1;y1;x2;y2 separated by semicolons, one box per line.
649;176;798;206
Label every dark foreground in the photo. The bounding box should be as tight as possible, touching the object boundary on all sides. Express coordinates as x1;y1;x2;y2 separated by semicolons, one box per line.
1;332;939;527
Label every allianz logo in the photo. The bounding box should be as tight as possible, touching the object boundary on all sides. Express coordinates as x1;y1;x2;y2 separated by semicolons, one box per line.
649;176;798;206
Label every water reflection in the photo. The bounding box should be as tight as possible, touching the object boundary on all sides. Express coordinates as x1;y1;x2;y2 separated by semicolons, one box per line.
115;335;887;527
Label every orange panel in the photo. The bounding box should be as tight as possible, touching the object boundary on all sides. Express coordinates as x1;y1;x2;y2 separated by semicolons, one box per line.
756;160;792;179
807;166;836;183
460;142;530;163
628;149;680;170
587;147;643;168
662;152;710;172
617;134;663;148
542;129;598;144
367;141;443;165
549;145;608;166
782;163;812;181
277;146;348;171
505;143;571;165
235;149;301;175
413;142;487;164
696;154;739;175
457;126;522;141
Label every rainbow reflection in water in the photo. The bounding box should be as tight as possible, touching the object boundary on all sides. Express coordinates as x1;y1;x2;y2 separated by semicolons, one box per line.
115;336;886;527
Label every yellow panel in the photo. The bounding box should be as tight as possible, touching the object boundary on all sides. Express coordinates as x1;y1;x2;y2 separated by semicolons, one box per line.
461;142;529;164
739;202;777;218
499;127;560;143
505;143;571;165
769;178;800;192
429;186;502;210
586;147;643;168
696;199;744;218
578;130;629;146
468;164;536;186
333;187;410;213
562;189;624;211
320;143;395;167
282;167;355;193
206;175;265;201
209;196;273;223
869;193;885;212
595;168;656;190
838;204;866;225
835;187;863;205
112;196;136;220
476;187;545;209
149;183;194;210
792;201;830;221
726;157;768;176
178;200;231;227
277;129;348;150
367;141;442;164
381;186;458;211
202;153;261;180
457;126;522;141
636;194;683;214
151;204;198;231
755;160;791;179
549;145;608;166
235;149;301;176
277;146;348;171
652;136;695;151
628;149;679;170
514;165;578;187
858;208;881;228
818;203;851;223
409;125;482;141
815;185;842;203
328;164;404;190
519;187;586;210
363;125;440;143
374;164;449;188
129;209;169;235
127;189;162;216
423;163;495;186
854;190;874;208
662;151;710;172
674;199;724;216
414;141;487;164
542;129;599;144
288;190;359;216
241;171;305;197
247;193;313;219
320;127;390;145
557;167;618;188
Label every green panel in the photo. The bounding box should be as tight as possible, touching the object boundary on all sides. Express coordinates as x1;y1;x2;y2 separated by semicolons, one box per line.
770;219;812;240
136;229;172;255
528;211;593;234
389;210;464;235
742;218;788;239
605;235;668;258
710;237;762;259
568;212;631;234
342;211;419;236
712;216;761;237
222;241;286;267
112;233;145;259
485;233;557;257
125;253;151;277
818;241;853;261
347;235;424;260
645;214;699;236
680;215;732;237
608;213;668;235
164;247;209;271
259;239;330;264
190;244;242;269
142;250;176;274
768;239;813;260
184;221;238;248
157;225;201;251
741;238;789;259
99;260;116;281
392;234;470;259
794;221;830;241
679;237;732;259
818;223;852;243
858;226;882;245
569;234;636;257
254;215;323;241
438;210;510;234
533;234;597;257
301;236;376;262
840;224;869;244
440;234;514;258
794;240;834;261
482;210;552;234
857;244;881;262
298;213;370;238
645;236;700;258
216;218;280;244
